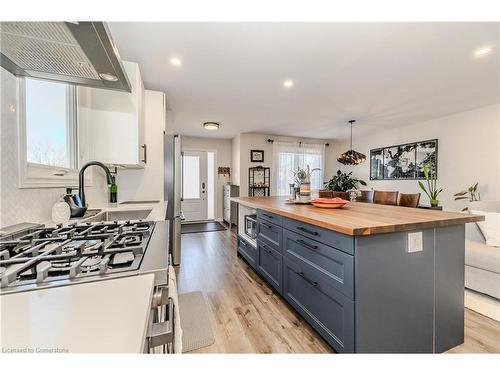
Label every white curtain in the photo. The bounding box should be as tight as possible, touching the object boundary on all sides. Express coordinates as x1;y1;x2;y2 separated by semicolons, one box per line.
272;142;325;196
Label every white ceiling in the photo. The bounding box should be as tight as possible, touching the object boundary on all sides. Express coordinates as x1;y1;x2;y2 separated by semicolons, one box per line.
108;22;499;140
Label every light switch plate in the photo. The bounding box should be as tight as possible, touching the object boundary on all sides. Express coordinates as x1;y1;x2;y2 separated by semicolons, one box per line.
407;232;423;253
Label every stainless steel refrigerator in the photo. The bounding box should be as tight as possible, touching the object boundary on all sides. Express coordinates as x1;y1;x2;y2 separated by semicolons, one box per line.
164;134;183;265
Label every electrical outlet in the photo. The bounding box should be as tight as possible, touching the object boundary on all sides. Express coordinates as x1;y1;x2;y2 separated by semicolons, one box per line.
407;232;423;253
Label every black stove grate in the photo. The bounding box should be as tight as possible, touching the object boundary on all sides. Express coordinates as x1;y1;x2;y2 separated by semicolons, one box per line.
0;220;155;290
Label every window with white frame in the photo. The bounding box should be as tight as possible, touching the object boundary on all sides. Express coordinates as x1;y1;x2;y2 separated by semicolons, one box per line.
272;142;325;196
19;78;79;188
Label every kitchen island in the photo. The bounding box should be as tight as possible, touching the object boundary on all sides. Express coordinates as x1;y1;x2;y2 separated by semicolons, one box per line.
231;196;484;353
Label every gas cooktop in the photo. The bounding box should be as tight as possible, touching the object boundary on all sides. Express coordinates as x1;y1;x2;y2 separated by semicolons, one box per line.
0;220;155;293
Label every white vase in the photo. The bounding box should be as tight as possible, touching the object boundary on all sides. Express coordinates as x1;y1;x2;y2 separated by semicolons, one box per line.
52;199;71;223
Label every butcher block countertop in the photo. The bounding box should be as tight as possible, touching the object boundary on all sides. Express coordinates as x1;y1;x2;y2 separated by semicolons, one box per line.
231;196;484;236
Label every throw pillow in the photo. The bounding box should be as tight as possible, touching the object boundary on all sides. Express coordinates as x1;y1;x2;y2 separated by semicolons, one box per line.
470;210;500;247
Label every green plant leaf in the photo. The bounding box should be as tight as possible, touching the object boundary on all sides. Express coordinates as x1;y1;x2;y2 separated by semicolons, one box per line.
418;181;426;192
418;181;431;200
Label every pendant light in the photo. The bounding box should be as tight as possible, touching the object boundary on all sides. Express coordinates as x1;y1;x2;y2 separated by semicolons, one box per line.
337;120;366;165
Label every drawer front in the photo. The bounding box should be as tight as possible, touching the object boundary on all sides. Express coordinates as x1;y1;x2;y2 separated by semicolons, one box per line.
283;229;354;299
238;236;257;268
283;256;355;353
257;209;282;227
257;219;282;250
283;217;354;255
257;241;283;294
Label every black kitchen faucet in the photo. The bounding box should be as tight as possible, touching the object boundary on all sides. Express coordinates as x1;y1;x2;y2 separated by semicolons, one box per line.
67;161;113;217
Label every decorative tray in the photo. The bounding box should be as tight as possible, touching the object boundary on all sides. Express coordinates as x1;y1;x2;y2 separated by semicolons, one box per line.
285;199;312;205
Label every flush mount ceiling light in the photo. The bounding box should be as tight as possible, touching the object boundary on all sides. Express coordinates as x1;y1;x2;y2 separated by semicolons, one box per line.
170;57;182;66
283;79;294;88
474;46;493;58
98;72;118;82
203;122;220;130
337;120;366;165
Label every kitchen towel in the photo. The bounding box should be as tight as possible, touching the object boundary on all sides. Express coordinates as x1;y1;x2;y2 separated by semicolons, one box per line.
168;265;183;354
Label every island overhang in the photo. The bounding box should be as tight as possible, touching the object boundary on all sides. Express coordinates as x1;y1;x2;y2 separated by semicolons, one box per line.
231;196;484;236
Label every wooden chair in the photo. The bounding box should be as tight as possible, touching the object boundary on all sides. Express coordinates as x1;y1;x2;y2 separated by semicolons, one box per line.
373;190;399;206
332;191;350;200
397;193;421;208
318;190;334;198
358;190;374;203
318;191;350;200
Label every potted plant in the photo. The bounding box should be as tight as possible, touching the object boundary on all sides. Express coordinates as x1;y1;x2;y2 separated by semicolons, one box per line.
293;165;320;198
454;182;480;211
418;161;442;207
323;170;367;192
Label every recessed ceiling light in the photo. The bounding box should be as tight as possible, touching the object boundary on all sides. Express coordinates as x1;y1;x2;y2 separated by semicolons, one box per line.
203;122;220;130
474;46;492;58
99;72;118;82
283;80;294;88
170;57;182;66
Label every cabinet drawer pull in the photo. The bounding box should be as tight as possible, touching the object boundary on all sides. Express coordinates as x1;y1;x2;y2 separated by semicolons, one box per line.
296;226;319;236
296;239;318;250
261;222;273;229
141;144;147;164
297;271;318;287
262;213;274;219
260;243;272;254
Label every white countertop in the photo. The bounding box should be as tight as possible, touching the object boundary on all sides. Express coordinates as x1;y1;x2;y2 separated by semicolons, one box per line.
0;274;155;353
45;200;168;226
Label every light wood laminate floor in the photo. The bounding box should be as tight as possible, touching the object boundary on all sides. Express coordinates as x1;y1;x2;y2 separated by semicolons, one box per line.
176;229;500;354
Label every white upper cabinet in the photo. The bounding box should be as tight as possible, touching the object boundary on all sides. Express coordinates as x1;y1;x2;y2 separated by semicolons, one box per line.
78;61;146;168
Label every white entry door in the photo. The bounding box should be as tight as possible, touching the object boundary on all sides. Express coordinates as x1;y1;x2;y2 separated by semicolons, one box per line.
181;150;208;221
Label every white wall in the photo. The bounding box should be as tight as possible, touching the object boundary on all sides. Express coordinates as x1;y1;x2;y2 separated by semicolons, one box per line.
331;104;500;210
0;68;110;227
181;136;232;220
0;69;67;227
115;90;165;203
0;69;164;227
236;133;337;197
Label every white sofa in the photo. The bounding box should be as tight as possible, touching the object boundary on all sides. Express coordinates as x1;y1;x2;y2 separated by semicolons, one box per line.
465;201;500;321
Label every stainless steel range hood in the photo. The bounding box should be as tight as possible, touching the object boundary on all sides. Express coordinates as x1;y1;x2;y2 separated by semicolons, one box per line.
0;22;131;92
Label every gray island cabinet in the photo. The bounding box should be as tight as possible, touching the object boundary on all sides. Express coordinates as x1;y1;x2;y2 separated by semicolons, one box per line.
232;196;484;353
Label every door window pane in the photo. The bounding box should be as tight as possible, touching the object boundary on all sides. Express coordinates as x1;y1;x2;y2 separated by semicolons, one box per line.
25;78;72;168
182;155;200;199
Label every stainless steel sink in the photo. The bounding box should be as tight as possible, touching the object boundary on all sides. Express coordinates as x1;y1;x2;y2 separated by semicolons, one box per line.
84;209;152;222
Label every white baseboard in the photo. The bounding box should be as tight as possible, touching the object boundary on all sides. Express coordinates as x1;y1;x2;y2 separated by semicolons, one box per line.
464;288;500;322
